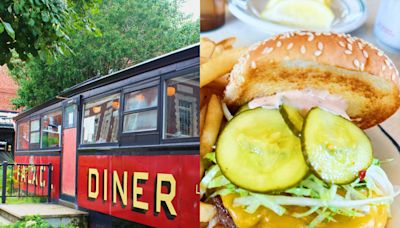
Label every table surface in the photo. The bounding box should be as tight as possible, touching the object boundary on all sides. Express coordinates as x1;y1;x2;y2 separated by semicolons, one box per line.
201;0;400;142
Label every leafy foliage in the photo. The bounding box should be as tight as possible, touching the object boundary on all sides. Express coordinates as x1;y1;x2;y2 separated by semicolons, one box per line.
11;0;199;109
5;215;49;228
0;0;100;65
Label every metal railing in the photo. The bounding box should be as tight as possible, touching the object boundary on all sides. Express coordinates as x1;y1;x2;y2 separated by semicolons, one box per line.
0;161;52;203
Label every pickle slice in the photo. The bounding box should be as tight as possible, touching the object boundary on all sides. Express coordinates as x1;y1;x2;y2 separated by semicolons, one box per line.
302;108;373;185
235;103;250;116
216;108;308;192
279;104;304;136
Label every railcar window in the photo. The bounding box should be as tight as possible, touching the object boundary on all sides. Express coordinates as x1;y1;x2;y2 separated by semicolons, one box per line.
64;104;77;128
41;110;62;148
29;119;40;149
123;87;158;133
163;72;199;139
17;121;29;150
82;93;120;144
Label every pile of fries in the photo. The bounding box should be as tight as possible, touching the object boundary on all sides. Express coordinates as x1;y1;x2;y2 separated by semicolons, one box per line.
199;37;246;224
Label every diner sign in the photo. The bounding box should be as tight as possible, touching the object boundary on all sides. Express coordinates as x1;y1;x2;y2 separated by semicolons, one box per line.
77;154;199;227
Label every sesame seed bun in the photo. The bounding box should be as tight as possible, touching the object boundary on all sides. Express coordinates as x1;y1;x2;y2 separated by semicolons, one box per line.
224;31;400;129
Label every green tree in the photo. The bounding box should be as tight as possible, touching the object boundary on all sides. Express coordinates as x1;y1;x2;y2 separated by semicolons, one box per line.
11;0;199;109
0;0;100;65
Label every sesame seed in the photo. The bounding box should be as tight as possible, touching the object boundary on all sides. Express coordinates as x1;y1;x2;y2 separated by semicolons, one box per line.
362;50;368;58
377;51;384;56
360;63;365;71
323;32;331;36
382;65;386;71
392;73;396;81
287;42;294;50
338;41;345;47
276;41;282;47
344;50;352;55
262;47;274;54
314;50;322;57
315;32;321;36
251;61;256;69
384;59;391;67
347;43;353;51
300;45;306;54
308;35;314;41
353;59;360;69
357;42;363;50
317;42;324;50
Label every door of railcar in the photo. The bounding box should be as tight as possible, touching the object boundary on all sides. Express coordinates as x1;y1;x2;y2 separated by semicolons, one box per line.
60;98;79;202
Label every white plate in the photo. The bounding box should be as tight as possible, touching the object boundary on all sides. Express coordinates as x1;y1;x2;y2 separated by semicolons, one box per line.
366;111;400;227
228;0;368;34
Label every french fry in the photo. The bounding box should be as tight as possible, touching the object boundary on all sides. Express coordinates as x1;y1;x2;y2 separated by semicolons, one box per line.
218;37;237;49
200;47;245;88
200;37;216;61
200;103;207;136
200;202;217;223
200;95;223;157
205;74;230;92
211;37;237;58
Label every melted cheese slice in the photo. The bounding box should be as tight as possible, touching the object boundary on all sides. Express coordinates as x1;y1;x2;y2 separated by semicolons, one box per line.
221;193;388;228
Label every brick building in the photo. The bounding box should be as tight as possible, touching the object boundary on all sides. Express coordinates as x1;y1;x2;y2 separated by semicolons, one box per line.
0;66;18;160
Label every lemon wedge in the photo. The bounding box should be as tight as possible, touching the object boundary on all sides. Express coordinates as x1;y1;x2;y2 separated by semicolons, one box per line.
261;0;335;29
266;0;332;9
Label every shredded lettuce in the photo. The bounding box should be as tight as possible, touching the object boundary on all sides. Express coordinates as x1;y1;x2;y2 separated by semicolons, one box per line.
200;165;220;196
200;158;400;226
285;187;313;197
204;152;216;163
234;194;286;216
307;210;332;228
292;206;319;218
208;175;230;188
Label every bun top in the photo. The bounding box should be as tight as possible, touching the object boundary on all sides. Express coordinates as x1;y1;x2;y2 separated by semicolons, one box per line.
225;31;400;129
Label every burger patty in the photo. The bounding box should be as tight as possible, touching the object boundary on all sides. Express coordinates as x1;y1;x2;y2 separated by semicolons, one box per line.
210;196;237;228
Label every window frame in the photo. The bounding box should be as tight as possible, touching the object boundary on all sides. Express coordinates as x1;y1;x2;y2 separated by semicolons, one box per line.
80;89;122;147
122;86;159;133
40;109;63;149
29;118;41;149
161;67;200;144
119;78;160;146
63;99;78;129
16;119;30;151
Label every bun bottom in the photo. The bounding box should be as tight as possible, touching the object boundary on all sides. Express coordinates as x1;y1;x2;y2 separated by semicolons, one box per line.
220;193;388;228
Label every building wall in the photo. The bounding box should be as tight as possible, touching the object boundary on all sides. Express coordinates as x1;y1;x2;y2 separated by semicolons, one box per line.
0;66;18;111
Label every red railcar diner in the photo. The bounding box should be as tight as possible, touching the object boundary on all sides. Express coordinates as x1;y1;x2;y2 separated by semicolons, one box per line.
13;45;199;227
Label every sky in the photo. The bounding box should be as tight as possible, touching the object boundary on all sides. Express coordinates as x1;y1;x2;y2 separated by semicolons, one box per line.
180;0;200;19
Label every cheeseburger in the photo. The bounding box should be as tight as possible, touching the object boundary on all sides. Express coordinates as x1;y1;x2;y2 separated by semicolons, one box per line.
200;32;400;227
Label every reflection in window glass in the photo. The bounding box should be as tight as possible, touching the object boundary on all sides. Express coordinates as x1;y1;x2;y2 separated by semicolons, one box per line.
164;72;199;139
82;94;120;144
64;105;76;128
125;87;158;111
30;119;40;149
41;111;62;148
122;87;158;133
123;109;157;132
17;121;29;150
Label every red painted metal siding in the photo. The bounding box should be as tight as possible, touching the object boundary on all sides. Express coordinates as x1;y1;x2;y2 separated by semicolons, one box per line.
77;154;199;227
14;155;61;199
61;128;77;196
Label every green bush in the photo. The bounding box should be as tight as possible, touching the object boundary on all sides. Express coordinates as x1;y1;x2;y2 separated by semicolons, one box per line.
5;215;50;228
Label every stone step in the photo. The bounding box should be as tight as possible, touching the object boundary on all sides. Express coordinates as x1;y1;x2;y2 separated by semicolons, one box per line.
0;214;12;225
0;203;87;227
